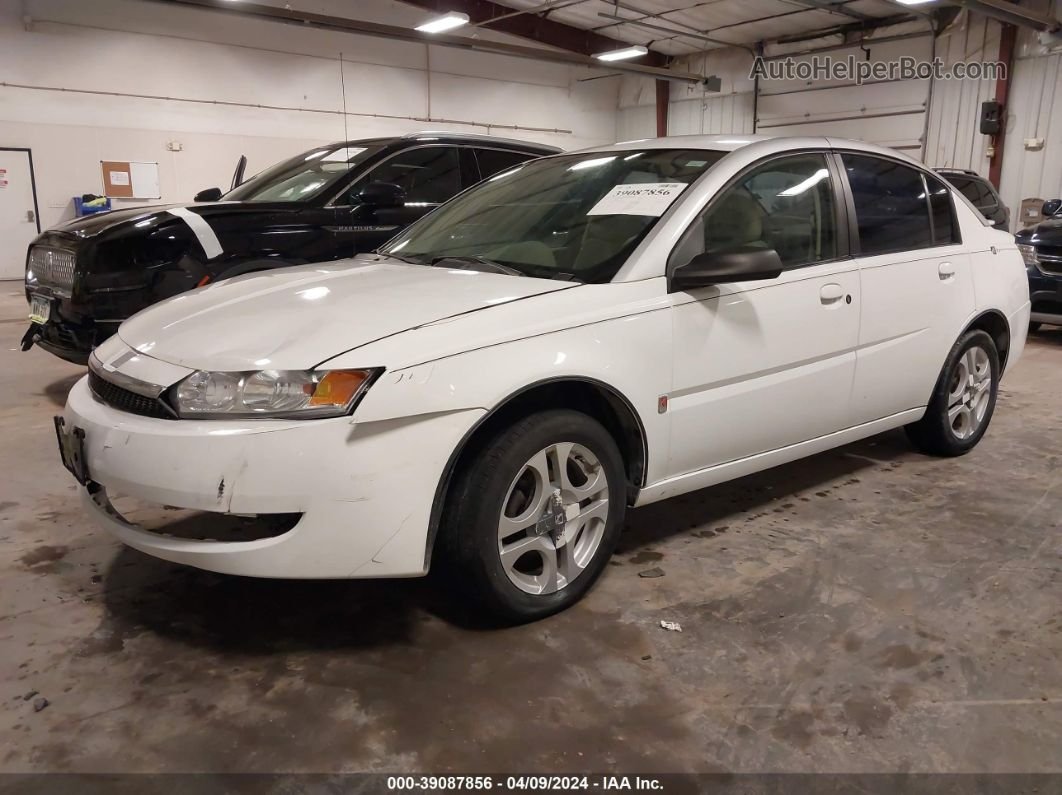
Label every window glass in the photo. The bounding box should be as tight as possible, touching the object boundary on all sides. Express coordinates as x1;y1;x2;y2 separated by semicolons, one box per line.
474;148;537;181
224;144;381;203
381;149;726;283
926;174;960;245
842;154;933;255
348;146;461;205
683;154;838;270
947;176;996;208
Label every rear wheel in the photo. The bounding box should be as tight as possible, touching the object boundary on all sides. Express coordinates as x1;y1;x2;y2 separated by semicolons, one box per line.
439;410;626;623
905;329;999;457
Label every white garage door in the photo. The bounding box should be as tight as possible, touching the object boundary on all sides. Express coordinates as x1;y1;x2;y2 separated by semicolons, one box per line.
756;34;934;157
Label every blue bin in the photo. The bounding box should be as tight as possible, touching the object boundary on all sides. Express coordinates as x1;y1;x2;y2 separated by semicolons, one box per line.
74;197;112;217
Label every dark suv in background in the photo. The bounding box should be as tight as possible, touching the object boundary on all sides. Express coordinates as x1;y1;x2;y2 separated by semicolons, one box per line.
937;168;1010;230
23;132;559;363
1017;198;1062;331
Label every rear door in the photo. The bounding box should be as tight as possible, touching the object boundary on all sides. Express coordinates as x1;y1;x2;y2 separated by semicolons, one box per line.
841;154;975;425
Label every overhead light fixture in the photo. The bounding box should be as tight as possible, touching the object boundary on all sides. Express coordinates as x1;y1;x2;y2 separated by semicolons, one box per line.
893;0;935;5
593;45;649;62
415;11;470;33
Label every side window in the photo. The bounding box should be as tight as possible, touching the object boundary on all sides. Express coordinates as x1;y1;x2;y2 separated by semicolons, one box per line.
926;174;960;245
346;146;461;205
474;148;535;181
842;154;933;256
680;154;838;270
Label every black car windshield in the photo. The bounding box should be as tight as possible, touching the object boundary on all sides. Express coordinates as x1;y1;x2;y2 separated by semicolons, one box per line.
224;144;383;203
381;148;727;283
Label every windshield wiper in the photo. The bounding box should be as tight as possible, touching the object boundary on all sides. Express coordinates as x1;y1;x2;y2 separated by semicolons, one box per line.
429;255;524;277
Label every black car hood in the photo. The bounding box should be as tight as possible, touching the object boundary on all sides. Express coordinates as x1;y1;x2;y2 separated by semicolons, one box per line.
1017;216;1062;244
52;202;299;239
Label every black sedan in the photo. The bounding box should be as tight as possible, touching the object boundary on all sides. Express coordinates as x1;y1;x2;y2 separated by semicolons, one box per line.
23;132;559;363
1017;198;1062;331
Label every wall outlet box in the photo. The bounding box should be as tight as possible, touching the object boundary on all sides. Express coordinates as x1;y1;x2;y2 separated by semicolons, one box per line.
1024;138;1045;151
166;141;183;152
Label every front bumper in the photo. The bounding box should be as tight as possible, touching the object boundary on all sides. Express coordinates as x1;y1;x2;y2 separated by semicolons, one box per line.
1028;266;1062;325
64;376;483;578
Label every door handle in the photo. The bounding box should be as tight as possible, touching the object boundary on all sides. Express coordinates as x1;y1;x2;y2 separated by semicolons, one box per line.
26;209;36;223
938;262;955;281
820;283;844;304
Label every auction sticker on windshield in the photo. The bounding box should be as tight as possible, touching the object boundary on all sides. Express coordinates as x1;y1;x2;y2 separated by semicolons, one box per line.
587;182;687;217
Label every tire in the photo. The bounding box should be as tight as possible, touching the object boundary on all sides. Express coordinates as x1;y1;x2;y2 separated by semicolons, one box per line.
438;409;627;623
905;329;1000;457
1029;321;1041;333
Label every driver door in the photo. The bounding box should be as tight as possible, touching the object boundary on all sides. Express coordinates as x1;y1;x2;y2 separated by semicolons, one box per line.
666;152;861;478
334;145;464;255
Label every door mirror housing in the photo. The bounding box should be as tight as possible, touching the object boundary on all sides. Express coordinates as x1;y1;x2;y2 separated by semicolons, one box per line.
356;181;406;209
194;187;223;203
669;247;784;292
1042;199;1061;218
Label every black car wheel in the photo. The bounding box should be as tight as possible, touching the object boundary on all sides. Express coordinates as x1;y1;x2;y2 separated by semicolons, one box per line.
439;410;626;623
905;329;1000;457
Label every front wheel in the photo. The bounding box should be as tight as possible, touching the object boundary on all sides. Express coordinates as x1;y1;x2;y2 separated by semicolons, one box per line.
439;410;627;623
905;329;1000;457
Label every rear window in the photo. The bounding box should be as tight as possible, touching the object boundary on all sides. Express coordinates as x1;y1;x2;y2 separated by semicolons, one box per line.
946;176;996;209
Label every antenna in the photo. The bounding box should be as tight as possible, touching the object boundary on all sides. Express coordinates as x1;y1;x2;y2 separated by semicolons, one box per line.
339;51;350;146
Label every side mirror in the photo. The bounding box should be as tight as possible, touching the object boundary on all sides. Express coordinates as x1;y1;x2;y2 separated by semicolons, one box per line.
669;247;784;293
1042;199;1061;218
194;187;223;202
356;181;406;209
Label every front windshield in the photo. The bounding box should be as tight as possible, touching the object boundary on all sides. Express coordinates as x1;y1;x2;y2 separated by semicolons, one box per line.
224;143;383;203
382;148;727;283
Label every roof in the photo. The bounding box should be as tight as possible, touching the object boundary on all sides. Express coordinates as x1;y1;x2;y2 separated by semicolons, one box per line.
567;134;926;166
327;132;561;154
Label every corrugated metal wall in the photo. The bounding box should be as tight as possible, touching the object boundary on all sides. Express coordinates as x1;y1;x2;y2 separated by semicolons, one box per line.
999;32;1062;226
923;12;1001;171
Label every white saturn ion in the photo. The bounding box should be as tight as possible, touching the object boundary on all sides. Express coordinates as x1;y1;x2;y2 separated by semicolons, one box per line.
57;135;1030;622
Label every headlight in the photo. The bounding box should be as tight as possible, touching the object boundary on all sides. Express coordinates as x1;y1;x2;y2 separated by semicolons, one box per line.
172;368;380;419
1018;244;1039;267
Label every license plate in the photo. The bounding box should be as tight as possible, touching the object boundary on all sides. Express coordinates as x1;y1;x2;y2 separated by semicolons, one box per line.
54;416;90;486
29;294;51;325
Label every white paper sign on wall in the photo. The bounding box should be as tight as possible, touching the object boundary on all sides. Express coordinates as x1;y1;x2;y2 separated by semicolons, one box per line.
109;171;130;186
586;182;688;217
0;168;7;189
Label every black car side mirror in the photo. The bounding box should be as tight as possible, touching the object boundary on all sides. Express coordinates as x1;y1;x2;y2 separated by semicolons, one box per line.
669;247;784;293
357;182;406;209
194;187;223;202
1043;199;1061;218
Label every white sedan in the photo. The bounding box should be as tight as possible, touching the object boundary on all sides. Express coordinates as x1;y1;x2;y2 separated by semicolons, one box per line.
57;135;1030;622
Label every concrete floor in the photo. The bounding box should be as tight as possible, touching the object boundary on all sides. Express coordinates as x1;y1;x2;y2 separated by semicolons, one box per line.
0;283;1059;775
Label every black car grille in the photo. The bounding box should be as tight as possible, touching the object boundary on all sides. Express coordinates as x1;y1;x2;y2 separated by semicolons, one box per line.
88;370;175;420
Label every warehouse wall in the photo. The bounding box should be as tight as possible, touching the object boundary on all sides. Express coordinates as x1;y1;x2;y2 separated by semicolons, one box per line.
0;0;619;228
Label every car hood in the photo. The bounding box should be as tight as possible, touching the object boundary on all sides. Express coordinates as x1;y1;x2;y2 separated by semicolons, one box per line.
52;201;296;239
1016;216;1062;244
117;255;579;371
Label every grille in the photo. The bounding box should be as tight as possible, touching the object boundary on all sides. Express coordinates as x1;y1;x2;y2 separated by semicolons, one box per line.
28;247;76;293
1038;250;1062;276
89;370;175;420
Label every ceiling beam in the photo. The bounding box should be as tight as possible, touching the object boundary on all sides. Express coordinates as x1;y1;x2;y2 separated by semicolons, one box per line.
943;0;1059;31
144;0;703;82
398;0;669;66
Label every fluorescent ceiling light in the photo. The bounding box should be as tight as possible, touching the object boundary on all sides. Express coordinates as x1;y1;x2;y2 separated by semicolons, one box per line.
893;0;935;5
594;45;649;61
415;11;470;33
569;156;617;171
